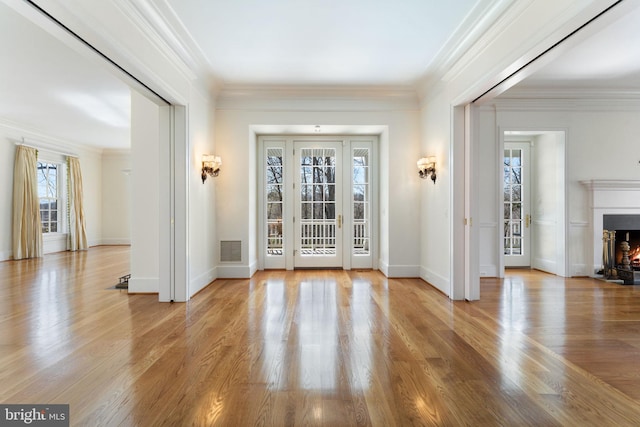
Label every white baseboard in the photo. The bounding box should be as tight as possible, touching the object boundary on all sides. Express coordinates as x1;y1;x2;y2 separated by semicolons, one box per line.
571;263;590;277
99;238;131;246
420;266;450;296
386;264;420;278
480;264;498;277
533;258;557;275
0;250;11;261
217;264;254;279
128;277;159;293
378;259;389;276
190;267;217;297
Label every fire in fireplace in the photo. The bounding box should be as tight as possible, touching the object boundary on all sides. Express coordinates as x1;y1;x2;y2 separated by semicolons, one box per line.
603;214;640;284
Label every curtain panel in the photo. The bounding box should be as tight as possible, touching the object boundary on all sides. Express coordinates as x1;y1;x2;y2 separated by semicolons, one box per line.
67;157;88;251
12;145;43;259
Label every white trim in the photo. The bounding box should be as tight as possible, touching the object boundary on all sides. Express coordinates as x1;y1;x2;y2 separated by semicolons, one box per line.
217;87;419;111
1;118;103;156
99;238;131;245
385;265;420;278
128;277;159;293
217;263;256;279
420;266;450;295
190;267;217;297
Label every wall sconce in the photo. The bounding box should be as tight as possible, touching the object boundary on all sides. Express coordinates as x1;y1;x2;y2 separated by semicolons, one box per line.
201;154;222;183
417;156;436;183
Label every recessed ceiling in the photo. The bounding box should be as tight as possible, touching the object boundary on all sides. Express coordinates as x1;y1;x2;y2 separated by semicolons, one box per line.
0;2;131;149
165;0;480;86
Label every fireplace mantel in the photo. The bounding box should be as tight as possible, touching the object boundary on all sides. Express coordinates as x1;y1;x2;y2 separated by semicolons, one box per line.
581;180;640;275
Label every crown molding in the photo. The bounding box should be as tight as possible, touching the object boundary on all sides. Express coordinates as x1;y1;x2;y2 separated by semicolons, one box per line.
0;118;105;156
490;89;640;111
417;0;521;97
123;0;222;96
216;85;420;111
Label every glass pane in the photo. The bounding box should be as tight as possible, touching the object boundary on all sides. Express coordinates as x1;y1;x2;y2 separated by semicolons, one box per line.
512;238;522;255
512;203;522;220
51;211;57;222
511;150;521;166
42;223;49;233
41;210;49;221
313;184;323;201
267;185;283;202
354;202;365;220
503;167;510;185
511;168;521;185
503;203;510;219
353;185;366;201
267;203;282;220
504;221;511;238
300;166;312;183
301;185;312;202
51;222;57;233
512;221;521;236
313;203;323;220
324;203;335;220
503;151;510;166
512;185;522;202
301;203;311;220
324;184;336;202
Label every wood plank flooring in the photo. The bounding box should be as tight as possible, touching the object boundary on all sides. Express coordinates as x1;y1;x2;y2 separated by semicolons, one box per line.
1;247;640;426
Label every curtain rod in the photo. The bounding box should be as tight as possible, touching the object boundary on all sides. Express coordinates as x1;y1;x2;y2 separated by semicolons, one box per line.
14;139;79;159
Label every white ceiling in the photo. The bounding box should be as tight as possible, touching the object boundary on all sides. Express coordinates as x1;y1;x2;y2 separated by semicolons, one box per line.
0;2;131;149
508;2;640;91
165;0;479;86
2;1;640;150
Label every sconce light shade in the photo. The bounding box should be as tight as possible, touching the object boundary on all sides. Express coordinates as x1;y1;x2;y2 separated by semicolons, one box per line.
417;156;436;183
202;154;222;183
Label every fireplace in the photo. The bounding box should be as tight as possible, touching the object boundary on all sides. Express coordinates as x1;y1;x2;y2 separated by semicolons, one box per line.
582;180;640;283
603;215;640;266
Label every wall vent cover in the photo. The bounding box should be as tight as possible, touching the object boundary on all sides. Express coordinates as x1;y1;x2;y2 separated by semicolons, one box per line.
220;240;242;262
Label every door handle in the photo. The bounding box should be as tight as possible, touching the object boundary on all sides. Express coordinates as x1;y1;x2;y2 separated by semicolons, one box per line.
338;215;342;228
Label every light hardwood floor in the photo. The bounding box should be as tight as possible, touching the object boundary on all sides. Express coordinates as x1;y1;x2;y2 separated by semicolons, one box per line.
1;246;640;426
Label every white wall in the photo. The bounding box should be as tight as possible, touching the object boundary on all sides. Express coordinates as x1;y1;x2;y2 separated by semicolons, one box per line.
476;104;640;278
129;90;160;293
188;87;218;297
215;104;420;278
101;149;131;245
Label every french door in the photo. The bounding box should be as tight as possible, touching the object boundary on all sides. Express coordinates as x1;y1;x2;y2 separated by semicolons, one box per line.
294;142;343;267
260;136;375;270
504;142;531;267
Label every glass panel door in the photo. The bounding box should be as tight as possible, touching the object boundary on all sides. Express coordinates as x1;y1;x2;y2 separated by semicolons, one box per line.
504;142;531;267
294;142;343;268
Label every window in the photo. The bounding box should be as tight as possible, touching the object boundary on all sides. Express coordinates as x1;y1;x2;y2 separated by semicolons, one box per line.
37;162;60;233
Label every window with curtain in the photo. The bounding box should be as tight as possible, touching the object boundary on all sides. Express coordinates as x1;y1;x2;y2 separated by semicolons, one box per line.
37;162;61;234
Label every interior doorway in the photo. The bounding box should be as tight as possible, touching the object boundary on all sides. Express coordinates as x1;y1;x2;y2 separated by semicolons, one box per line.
501;130;567;277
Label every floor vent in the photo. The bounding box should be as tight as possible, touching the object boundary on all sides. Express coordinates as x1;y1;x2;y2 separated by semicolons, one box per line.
220;240;242;262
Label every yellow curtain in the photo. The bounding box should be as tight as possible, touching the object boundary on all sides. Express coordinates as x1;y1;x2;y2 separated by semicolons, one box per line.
67;157;88;251
12;145;43;259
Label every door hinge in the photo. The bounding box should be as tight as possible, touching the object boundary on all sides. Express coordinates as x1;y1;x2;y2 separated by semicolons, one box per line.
465;217;473;226
293;216;295;223
294;249;297;256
